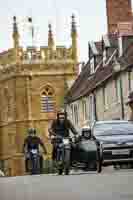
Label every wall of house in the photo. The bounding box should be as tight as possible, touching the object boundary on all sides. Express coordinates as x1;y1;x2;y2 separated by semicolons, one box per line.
67;68;133;132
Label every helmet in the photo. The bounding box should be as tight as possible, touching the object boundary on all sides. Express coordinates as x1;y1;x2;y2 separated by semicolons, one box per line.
28;128;36;136
82;126;91;139
57;108;67;118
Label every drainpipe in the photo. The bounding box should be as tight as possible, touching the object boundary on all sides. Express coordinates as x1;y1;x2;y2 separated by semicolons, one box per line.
94;92;98;121
119;74;125;119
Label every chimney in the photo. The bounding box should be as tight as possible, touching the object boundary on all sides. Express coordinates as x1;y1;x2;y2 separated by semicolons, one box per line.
106;0;133;34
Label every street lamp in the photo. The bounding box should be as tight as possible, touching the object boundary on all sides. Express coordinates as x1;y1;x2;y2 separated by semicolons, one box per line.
113;59;125;119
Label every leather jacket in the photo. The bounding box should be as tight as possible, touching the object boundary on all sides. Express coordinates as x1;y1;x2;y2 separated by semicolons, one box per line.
49;119;78;138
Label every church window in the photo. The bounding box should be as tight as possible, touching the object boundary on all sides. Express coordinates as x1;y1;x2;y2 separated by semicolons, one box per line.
41;86;55;113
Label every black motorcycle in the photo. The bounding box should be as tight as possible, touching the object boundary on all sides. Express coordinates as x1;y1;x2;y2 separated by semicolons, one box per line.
53;135;71;175
29;149;41;175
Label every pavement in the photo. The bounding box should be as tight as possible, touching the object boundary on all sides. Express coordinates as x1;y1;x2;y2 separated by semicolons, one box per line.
0;167;133;200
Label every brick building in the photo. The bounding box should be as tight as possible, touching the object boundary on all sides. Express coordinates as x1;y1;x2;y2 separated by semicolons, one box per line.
106;0;133;33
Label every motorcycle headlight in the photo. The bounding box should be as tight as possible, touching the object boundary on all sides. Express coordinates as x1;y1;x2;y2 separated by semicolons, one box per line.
63;139;69;145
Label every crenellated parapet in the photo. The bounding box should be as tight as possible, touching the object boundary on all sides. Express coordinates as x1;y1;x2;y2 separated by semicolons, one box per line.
20;45;73;62
0;46;76;80
0;45;73;66
0;15;78;76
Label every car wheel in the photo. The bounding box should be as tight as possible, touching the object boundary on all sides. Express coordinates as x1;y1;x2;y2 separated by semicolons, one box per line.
96;149;102;173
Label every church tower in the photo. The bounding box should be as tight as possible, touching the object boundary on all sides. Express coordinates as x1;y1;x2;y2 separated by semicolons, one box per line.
0;15;78;176
106;0;133;33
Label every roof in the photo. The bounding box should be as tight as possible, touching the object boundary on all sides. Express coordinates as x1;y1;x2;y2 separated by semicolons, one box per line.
66;34;133;104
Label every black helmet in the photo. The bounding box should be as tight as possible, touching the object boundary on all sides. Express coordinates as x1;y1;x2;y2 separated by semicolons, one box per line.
28;128;36;136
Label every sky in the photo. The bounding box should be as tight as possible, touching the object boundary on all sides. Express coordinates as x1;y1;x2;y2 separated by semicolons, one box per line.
0;0;133;61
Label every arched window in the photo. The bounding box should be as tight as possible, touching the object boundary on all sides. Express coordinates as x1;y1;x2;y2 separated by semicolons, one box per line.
41;85;55;113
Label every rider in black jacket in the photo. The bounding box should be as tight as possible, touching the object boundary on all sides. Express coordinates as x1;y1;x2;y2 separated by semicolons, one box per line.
48;109;78;160
22;128;47;172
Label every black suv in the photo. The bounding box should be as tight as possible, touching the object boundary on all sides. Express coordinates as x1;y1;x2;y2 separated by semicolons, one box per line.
92;120;133;167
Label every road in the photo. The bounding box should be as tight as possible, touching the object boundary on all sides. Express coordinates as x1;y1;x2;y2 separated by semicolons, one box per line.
0;167;133;200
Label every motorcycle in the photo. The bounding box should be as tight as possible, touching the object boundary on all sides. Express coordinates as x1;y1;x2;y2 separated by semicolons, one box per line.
71;136;101;173
28;149;41;175
52;135;71;175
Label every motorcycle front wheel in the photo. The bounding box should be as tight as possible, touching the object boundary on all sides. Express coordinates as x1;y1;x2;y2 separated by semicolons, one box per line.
64;149;71;175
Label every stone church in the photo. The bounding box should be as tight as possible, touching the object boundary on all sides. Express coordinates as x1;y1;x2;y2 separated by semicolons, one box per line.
0;15;78;176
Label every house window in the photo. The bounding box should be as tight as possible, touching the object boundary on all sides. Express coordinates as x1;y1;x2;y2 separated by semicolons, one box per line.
89;94;95;122
41;86;55;113
71;104;74;122
115;77;121;103
128;70;133;92
90;57;95;74
74;104;79;125
82;99;88;121
103;86;108;109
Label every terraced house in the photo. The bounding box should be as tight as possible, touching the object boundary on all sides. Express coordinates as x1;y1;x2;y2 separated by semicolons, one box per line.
66;0;133;130
0;15;78;176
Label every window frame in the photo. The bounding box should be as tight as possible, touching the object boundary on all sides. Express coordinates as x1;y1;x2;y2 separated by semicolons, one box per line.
41;86;55;113
89;94;95;122
103;85;108;110
128;70;133;92
115;77;121;103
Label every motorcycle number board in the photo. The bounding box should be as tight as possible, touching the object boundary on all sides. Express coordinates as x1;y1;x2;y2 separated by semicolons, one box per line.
112;149;130;155
31;149;38;154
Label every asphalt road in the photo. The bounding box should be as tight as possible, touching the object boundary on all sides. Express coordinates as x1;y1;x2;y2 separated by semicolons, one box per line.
0;168;133;200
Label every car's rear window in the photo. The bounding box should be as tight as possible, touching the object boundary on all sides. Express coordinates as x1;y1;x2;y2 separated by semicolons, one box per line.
94;122;133;136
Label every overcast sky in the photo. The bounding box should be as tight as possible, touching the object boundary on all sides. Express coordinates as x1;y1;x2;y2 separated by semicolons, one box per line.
0;0;133;61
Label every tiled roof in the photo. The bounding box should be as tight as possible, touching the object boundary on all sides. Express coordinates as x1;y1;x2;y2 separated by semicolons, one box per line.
66;35;133;104
66;63;113;103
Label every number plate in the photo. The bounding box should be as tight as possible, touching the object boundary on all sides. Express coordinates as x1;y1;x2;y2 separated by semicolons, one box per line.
63;139;69;145
112;149;130;155
31;149;38;154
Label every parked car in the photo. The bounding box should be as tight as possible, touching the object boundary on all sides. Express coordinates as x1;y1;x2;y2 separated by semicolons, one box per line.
91;120;133;170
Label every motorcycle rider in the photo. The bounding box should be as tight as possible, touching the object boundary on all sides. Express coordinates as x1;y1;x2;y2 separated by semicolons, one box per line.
81;126;92;140
22;128;47;173
48;108;78;161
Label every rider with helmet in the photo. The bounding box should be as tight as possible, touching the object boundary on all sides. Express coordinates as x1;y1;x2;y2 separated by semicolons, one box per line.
81;126;92;140
22;128;47;172
48;108;78;160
